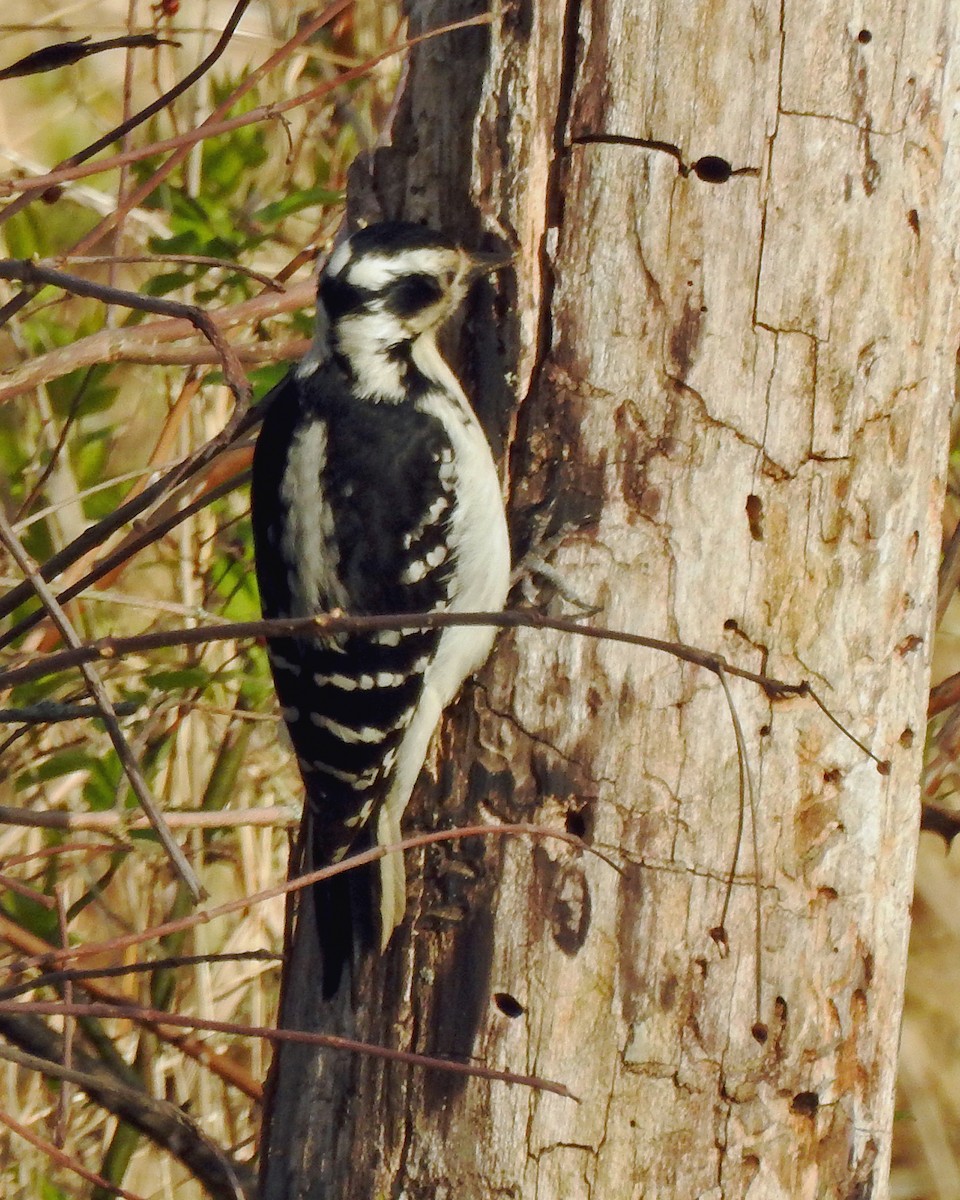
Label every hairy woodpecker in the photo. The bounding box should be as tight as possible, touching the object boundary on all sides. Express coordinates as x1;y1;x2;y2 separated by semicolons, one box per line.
251;222;512;995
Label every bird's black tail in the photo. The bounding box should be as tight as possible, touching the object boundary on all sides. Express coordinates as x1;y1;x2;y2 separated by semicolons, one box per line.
309;824;377;999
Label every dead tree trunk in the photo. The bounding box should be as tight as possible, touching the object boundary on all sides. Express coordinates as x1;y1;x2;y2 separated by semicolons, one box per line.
260;2;960;1196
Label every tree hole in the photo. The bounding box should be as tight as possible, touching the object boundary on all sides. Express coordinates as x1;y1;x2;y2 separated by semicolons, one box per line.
493;992;525;1018
692;155;732;183
791;1091;820;1116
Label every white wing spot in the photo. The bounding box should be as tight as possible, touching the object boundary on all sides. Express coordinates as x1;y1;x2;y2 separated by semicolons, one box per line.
375;670;407;687
372;629;403;647
345;797;378;830
401;542;448;584
311;760;379;789
269;653;302;676
309;712;389;745
401;558;429;584
313;670;362;691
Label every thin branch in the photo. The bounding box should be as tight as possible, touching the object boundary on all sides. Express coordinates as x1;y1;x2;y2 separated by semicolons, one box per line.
0;373;271;627
63;253;284;291
0;1;251;222
15;366;96;521
0;872;55;909
0;508;203;902
0;805;296;831
937;515;960;624
13;460;182;531
716;665;764;1039
0;608;826;699
0;950;281;1003
929;669;960;718
0;999;576;1101
0;1102;148;1200
801;682;887;768
0;1014;253;1199
0;700;140;723
0;605;881;772
0;914;263;1102
0;34;178;82
0;11;488;218
9;824;612;972
0;840;122;870
0;280;313;405
68;0;357;257
0;465;252;649
0;260;250;406
53;884;74;1146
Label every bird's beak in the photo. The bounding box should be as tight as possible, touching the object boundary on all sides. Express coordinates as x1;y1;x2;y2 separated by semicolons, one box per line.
466;246;515;281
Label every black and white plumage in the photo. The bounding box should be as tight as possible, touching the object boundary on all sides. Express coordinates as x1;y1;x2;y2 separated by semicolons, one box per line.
251;222;512;994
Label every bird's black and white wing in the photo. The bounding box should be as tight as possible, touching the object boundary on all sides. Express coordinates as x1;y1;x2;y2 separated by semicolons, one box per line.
251;362;459;990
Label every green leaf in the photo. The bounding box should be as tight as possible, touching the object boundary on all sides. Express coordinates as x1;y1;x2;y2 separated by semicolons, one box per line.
1;890;58;942
16;748;96;789
239;644;273;708
71;427;113;492
83;752;123;811
142;270;192;297
254;185;343;225
37;1179;71;1200
145;667;213;692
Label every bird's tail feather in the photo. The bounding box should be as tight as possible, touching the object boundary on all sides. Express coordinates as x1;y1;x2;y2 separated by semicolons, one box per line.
310;824;377;999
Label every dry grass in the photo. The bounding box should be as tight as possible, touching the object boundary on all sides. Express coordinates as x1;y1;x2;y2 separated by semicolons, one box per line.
0;3;955;1198
0;2;398;1196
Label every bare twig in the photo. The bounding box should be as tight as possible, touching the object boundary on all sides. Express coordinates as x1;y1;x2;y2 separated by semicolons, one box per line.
0;608;824;699
716;665;764;1038
0;280;313;404
0;805;296;831
0;465;252;649
0;379;270;628
0;700;139;723
0;1016;252;1199
0;1;250;221
0;9;488;229
938;517;960;624
0;34;178;82
0;914;263;1101
63;253;284;291
0;259;250;405
0;873;55;909
9;824;612;972
0;1101;148;1200
930;669;960;718
53;884;74;1146
0;507;202;901
0;950;281;1003
69;0;356;257
14;366;96;521
0;999;575;1101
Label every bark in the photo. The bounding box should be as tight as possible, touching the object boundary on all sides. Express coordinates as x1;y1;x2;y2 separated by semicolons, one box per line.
261;2;960;1197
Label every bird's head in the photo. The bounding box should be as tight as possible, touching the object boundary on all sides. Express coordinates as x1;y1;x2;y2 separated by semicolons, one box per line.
304;223;511;396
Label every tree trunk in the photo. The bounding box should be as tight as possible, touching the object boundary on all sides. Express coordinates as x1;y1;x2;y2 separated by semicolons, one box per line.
261;2;960;1196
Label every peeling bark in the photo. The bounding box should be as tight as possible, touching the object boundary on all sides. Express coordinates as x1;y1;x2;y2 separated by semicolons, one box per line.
261;2;960;1196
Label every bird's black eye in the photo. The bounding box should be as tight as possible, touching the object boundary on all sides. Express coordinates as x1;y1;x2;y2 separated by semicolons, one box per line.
386;273;444;318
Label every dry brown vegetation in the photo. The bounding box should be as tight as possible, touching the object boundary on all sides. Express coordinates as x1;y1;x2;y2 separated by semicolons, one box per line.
0;2;956;1198
0;3;399;1195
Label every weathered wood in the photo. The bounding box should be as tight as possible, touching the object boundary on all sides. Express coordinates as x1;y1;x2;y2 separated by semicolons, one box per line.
261;2;960;1196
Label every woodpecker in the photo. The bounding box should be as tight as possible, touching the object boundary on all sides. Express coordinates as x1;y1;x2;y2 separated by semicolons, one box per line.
251;222;512;995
